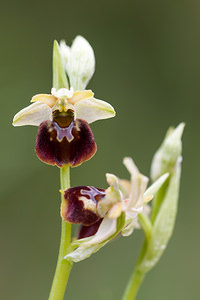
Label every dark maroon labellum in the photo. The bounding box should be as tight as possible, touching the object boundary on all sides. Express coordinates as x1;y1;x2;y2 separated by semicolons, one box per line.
61;186;106;226
78;219;103;239
35;111;97;167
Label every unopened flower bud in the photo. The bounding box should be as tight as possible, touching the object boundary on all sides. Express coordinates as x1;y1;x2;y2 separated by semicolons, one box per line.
150;122;185;181
60;36;95;90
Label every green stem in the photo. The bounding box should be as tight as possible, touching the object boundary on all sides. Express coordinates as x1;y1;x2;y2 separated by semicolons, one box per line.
48;165;73;300
138;213;152;242
122;224;150;300
122;269;146;300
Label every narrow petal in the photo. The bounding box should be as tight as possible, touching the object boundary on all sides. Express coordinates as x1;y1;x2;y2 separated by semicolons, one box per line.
13;102;52;127
97;173;122;217
74;98;116;124
31;94;57;108
123;157;149;209
69;90;94;104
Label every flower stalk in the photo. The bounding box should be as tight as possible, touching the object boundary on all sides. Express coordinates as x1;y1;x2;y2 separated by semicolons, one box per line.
48;166;73;300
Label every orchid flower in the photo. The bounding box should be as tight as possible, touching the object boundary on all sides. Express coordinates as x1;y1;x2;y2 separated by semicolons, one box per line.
13;87;115;167
13;87;115;127
61;158;169;262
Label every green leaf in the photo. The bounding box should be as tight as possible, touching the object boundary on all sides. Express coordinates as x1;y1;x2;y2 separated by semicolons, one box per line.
52;40;69;90
138;162;181;273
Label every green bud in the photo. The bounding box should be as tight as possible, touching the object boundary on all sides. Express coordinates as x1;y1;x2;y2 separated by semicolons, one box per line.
150;123;185;181
52;40;69;90
59;36;95;91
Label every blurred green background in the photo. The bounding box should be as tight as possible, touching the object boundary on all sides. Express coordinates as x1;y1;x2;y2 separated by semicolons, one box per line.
0;0;199;299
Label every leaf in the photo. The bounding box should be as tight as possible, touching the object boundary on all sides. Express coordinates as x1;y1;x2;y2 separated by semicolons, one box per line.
53;40;69;90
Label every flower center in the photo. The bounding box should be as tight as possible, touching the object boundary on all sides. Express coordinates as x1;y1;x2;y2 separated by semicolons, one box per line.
52;109;75;128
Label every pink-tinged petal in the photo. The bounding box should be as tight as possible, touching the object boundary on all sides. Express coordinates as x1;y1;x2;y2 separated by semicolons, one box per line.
69;90;94;104
35;118;97;167
31;94;57;108
13;102;52;127
61;186;105;225
78;219;103;239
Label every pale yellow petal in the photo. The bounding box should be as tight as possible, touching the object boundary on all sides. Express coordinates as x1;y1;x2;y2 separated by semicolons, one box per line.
31;94;57;108
144;195;153;203
69;90;94;104
107;202;123;219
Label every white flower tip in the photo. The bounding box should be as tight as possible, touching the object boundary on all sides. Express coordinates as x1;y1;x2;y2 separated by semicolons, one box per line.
123;157;139;176
151;123;185;181
73;35;94;54
64;35;95;90
12;115;18;127
106;173;119;188
12;110;25;127
169;122;185;143
51;87;74;99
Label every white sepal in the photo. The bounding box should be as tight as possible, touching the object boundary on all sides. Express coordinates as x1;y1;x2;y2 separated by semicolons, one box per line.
65;213;125;263
74;97;116;124
13;102;52;126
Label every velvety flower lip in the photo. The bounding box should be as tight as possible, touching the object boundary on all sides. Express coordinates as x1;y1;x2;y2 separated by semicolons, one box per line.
35;118;97;167
78;219;103;239
13;87;115;127
61;186;105;224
